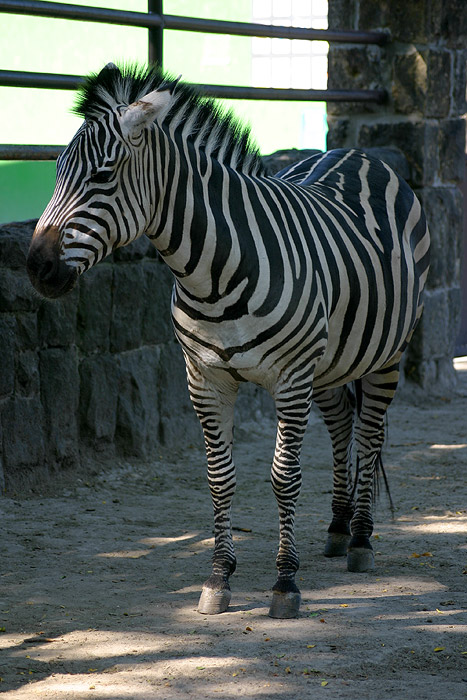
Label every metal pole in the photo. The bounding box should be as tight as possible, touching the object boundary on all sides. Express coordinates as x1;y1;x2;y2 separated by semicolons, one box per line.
0;1;388;45
148;0;163;66
0;70;387;103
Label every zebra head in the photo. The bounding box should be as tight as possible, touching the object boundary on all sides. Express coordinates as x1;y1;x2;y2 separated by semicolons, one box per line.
27;63;177;299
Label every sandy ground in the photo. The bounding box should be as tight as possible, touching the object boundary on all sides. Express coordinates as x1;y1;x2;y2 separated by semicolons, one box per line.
1;360;467;699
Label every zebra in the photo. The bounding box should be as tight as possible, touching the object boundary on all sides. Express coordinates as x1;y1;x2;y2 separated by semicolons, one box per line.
27;63;430;619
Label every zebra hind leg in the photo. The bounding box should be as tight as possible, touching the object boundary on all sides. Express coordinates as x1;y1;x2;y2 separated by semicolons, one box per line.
348;364;400;572
313;386;356;558
269;399;311;618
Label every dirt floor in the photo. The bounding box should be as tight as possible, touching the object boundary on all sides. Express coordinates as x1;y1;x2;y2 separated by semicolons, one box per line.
1;360;467;699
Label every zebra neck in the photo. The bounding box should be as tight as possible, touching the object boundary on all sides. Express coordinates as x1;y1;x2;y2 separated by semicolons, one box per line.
147;141;253;304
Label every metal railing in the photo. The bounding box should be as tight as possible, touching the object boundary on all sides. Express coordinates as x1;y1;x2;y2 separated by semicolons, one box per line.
0;0;388;160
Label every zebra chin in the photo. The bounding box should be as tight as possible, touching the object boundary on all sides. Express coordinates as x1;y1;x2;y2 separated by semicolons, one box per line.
27;224;79;299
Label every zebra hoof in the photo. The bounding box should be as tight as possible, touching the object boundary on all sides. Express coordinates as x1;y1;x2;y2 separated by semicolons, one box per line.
198;586;231;615
268;591;301;619
324;532;351;557
347;547;375;572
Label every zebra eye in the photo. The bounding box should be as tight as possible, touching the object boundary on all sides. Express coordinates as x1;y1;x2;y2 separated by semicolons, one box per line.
90;170;113;184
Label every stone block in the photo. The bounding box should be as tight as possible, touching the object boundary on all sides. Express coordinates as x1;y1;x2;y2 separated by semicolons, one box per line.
448;286;463;347
328;0;357;29
235;383;275;424
416;288;456;360
419;187;463;289
0;316;15;398
0;416;4;492
0;268;41;312
38;287;78;347
328;45;387;116
438;118;466;184
392;50;427;115
415;356;458;395
1;396;45;470
439;0;467;49
39;347;80;468
426;49;452;117
0;220;34;269
358;121;438;187
77;264;113;353
109;263;145;352
157;343;201;448
326;118;352;150
79;354;119;455
15;312;38;350
115;346;161;458
453;50;467;115
15;350;40;398
141;259;175;345
359;0;428;43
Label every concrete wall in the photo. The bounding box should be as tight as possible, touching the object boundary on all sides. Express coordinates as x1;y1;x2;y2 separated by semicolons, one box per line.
327;0;466;392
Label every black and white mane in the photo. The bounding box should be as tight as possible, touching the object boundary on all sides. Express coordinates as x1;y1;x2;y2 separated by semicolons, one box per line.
73;63;264;176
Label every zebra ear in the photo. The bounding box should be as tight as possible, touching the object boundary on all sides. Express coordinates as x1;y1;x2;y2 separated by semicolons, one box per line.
119;89;173;137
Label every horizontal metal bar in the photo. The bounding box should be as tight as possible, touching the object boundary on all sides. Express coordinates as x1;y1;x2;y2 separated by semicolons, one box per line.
0;144;64;160
0;0;388;44
198;84;386;103
0;70;387;103
0;69;84;90
163;16;387;44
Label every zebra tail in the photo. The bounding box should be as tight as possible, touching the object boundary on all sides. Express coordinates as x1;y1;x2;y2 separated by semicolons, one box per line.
374;452;395;520
351;379;395;519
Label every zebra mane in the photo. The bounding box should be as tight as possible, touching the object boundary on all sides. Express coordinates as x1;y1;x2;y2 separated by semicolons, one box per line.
73;63;264;176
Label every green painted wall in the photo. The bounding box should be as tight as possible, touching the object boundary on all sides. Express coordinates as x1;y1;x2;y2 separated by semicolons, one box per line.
0;0;327;224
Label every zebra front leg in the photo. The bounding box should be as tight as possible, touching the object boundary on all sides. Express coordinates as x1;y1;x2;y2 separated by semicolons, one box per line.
314;386;356;557
269;401;311;618
348;366;399;572
185;360;238;614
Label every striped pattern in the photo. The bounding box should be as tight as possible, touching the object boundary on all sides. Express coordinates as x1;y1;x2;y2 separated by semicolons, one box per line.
31;65;430;610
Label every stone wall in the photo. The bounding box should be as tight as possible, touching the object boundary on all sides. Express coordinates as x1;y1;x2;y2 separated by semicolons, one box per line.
327;0;466;391
0;220;276;493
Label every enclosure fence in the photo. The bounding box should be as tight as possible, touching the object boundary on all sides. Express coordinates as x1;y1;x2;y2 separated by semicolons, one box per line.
0;0;389;161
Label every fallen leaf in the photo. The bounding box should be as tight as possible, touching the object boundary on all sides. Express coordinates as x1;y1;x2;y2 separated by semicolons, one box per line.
321;680;328;687
434;647;445;652
307;644;316;648
285;667;291;674
339;604;348;608
245;626;253;632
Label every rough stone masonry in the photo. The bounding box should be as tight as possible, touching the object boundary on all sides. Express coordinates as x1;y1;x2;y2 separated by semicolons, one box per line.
327;0;466;392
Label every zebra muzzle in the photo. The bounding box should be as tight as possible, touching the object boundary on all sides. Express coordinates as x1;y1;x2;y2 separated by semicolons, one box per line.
27;225;78;299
